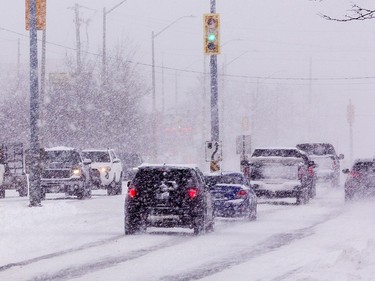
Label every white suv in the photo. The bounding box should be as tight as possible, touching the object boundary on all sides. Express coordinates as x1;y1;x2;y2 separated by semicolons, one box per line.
81;149;123;195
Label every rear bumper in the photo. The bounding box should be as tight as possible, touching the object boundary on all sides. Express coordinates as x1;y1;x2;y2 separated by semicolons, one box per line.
254;188;300;198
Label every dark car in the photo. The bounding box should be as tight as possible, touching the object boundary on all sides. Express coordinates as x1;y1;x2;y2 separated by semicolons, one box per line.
296;143;344;187
124;164;215;235
249;156;310;205
251;147;316;199
40;147;92;200
204;171;250;188
210;183;257;220
342;159;375;201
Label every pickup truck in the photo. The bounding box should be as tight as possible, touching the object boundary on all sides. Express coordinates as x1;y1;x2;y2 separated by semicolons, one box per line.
81;148;123;195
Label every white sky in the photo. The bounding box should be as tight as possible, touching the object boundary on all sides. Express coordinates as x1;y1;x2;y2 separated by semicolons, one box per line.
1;0;375;165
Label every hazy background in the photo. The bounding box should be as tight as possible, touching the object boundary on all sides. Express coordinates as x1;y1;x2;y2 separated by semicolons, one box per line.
1;0;375;170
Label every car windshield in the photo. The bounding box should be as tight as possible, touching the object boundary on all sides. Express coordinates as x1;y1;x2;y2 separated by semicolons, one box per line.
44;150;81;164
206;174;245;187
251;163;299;180
133;168;194;188
353;162;375;172
252;149;302;158
82;151;110;162
310;156;333;169
297;143;336;156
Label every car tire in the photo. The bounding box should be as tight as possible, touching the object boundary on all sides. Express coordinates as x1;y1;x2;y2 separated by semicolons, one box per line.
248;205;257;221
193;213;205;235
124;211;145;235
107;180;116;196
0;188;5;199
18;187;28;197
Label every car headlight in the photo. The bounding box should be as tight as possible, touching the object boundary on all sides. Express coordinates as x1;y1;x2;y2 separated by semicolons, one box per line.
99;166;111;174
71;168;82;177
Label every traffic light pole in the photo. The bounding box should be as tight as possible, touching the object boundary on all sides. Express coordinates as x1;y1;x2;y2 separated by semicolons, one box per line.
29;0;41;207
209;0;220;172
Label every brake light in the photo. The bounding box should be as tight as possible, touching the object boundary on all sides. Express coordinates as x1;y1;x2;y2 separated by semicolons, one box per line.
128;187;137;198
236;189;248;198
188;188;198;199
331;160;337;169
349;171;361;179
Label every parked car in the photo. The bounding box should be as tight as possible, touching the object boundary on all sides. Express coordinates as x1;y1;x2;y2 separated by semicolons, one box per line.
40;147;92;200
296;143;344;187
249;156;310;205
204;171;250;188
124;164;215;235
251;147;316;199
81;148;123;195
342;159;375;201
210;183;257;220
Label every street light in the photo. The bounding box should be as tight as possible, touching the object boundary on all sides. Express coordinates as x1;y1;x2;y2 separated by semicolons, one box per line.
150;15;194;162
102;0;128;87
151;15;195;112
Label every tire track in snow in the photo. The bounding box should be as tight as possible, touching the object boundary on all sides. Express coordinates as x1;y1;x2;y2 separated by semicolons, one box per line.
0;234;125;272
26;235;192;281
159;210;342;281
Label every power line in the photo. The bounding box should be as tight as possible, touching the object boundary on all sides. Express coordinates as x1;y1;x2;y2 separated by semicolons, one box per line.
2;26;375;82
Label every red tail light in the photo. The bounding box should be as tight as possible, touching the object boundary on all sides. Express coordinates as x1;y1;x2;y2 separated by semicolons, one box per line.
236;189;248;198
188;188;198;199
331;160;337;169
307;166;314;176
349;171;361;179
128;187;137;198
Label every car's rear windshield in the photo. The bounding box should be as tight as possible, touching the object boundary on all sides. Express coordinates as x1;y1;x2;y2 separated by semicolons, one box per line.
206;174;245;187
82;151;110;162
44;150;81;164
252;149;301;158
133;168;195;188
297;143;336;156
353;162;375;172
251;163;299;180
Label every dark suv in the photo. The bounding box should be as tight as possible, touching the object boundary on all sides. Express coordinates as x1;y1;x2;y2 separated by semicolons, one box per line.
342;159;375;201
40;147;92;199
124;164;215;235
296;143;344;187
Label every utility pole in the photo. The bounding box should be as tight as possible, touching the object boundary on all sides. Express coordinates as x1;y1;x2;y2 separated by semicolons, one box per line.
74;3;82;74
40;29;46;146
209;0;220;172
347;100;355;164
102;0;128;88
28;0;41;207
68;4;83;73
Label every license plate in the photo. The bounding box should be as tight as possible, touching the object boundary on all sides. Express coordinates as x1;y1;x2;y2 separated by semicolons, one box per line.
156;191;169;200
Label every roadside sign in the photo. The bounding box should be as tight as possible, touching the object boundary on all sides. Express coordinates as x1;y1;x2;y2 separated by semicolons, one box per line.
236;135;251;155
205;141;222;162
25;0;46;30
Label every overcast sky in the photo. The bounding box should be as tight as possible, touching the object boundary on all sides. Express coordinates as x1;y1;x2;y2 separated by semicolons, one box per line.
1;0;375;165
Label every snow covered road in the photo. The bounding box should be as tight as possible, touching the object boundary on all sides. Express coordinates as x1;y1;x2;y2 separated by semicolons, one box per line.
1;183;374;281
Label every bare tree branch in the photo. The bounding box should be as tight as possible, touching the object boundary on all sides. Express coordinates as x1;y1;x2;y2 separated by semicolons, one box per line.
320;3;375;22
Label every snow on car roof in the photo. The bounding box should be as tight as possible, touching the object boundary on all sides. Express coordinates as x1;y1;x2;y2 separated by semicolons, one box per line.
249;156;304;164
138;163;200;169
45;146;75;151
204;171;244;176
82;148;110;152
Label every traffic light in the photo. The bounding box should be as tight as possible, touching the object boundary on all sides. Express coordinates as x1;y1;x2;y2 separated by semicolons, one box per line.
203;13;220;55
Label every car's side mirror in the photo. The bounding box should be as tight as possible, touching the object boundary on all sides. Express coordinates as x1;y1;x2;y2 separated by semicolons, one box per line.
338;154;344;160
342;168;350;174
83;158;92;165
113;158;121;164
